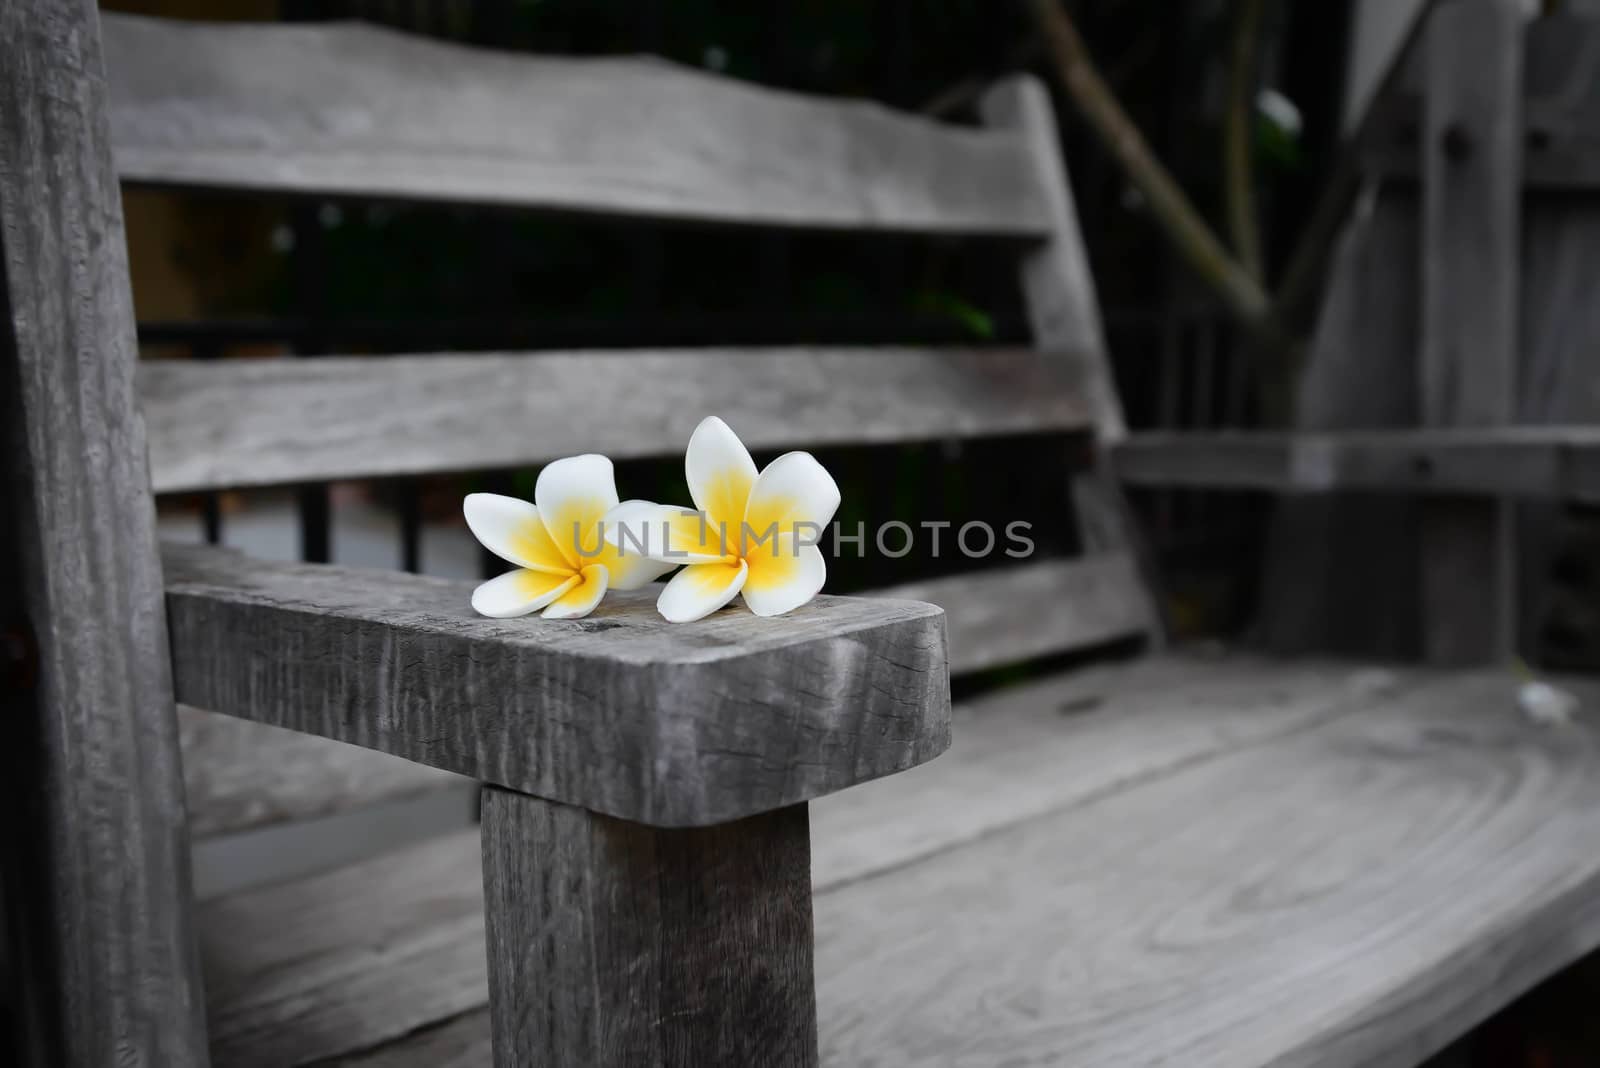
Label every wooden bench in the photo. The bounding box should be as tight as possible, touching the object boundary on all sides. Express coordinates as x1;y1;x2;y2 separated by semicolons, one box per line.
6;6;1600;1067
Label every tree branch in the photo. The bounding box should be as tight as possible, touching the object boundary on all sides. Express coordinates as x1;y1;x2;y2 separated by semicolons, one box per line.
1025;0;1290;355
1224;0;1267;281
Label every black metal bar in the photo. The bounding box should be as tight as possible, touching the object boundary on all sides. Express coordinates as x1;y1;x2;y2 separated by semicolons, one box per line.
192;341;224;545
292;202;333;564
399;482;423;573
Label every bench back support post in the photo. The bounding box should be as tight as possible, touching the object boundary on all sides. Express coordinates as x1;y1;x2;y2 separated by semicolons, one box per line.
982;75;1169;645
481;788;818;1067
0;2;208;1064
1420;0;1524;664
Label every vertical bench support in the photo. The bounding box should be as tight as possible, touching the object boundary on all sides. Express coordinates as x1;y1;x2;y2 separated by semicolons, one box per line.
1;2;208;1064
481;788;818;1067
1420;0;1523;664
982;75;1169;646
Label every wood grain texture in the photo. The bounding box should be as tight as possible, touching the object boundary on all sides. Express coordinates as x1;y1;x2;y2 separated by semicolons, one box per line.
100;13;1049;235
871;554;1150;675
809;654;1420;892
1364;11;1600;191
178;704;466;839
0;3;207;1064
196;656;1600;1068
1114;428;1600;500
197;828;487;1067
1508;17;1600;667
1517;194;1600;661
162;543;951;827
325;1011;490;1068
981;76;1166;651
482;790;816;1067
814;668;1600;1068
1420;0;1523;665
980;75;1123;442
1257;187;1424;658
139;347;1095;493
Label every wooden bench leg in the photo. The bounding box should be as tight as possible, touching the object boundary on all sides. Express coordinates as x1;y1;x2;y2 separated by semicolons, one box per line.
481;787;818;1067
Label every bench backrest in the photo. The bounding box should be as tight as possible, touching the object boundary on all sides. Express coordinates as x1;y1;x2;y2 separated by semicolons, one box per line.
106;12;1163;676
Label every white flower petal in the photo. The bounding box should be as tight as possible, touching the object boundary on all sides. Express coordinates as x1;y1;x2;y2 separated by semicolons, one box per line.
601;500;732;565
656;559;748;623
541;564;610;619
463;494;573;575
470;568;580;618
535;454;621;569
686;416;758;531
741;451;841;549
742;541;826;617
600;548;677;591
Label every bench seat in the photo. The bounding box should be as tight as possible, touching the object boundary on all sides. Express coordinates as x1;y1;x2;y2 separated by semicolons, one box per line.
179;707;469;840
194;653;1600;1066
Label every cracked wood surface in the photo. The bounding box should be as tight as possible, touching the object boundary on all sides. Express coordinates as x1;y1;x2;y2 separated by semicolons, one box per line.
162;543;951;827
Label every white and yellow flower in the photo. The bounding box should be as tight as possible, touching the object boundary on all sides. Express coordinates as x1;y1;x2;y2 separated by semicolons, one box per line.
464;455;673;619
603;416;841;623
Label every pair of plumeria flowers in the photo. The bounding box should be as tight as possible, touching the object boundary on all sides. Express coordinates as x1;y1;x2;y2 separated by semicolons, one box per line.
463;417;841;623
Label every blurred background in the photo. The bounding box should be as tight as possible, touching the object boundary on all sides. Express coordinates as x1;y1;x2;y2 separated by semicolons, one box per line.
99;1;1600;1063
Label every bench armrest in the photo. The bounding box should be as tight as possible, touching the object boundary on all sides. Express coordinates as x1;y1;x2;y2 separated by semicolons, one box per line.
162;543;951;828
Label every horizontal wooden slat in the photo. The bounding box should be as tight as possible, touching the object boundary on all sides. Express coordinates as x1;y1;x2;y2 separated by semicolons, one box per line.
101;14;1051;235
816;666;1600;1067
1114;428;1600;500
140;347;1093;493
871;553;1151;675
809;654;1421;892
198;828;486;1068
178;705;467;839
162;543;949;828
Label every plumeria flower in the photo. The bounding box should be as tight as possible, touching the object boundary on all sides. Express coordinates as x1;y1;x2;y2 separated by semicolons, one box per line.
603;416;841;623
464;455;673;619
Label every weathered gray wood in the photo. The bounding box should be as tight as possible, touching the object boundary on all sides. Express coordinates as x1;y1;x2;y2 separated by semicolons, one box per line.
815;668;1600;1068
482;790;817;1067
871;554;1151;675
162;543;950;827
179;705;466;839
1513;12;1600;667
327;1012;490;1067
980;76;1122;441
139;347;1095;493
810;654;1420;892
1257;188;1424;658
981;75;1167;647
255;658;1372;1067
198;828;487;1067
1363;10;1600;191
196;657;1600;1068
326;1011;490;1068
100;13;1049;236
1518;199;1600;666
1113;428;1600;500
0;3;208;1064
1420;0;1523;665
